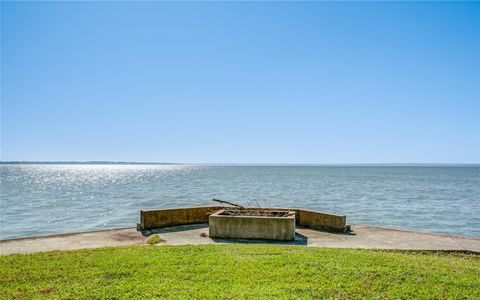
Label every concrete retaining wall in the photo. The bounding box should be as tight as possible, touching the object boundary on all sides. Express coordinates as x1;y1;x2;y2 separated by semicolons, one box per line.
296;209;347;232
139;205;347;232
209;210;296;241
140;206;222;230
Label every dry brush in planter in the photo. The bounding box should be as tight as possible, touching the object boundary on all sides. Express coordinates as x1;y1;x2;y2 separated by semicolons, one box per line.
208;199;296;241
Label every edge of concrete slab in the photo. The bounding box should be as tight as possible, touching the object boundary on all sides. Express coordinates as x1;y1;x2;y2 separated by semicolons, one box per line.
1;224;479;255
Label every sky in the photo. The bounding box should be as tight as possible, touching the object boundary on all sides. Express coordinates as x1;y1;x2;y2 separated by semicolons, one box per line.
1;2;479;164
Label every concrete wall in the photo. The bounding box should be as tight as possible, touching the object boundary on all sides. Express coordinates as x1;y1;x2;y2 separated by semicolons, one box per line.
140;206;222;230
296;209;347;232
209;210;295;241
139;205;347;232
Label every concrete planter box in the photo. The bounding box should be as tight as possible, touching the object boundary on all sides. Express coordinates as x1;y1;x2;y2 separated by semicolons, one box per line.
209;210;296;241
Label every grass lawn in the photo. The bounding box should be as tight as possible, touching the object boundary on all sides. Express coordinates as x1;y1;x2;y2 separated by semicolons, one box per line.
1;245;479;299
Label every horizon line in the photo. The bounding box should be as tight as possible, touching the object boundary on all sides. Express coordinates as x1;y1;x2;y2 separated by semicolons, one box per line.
1;161;479;166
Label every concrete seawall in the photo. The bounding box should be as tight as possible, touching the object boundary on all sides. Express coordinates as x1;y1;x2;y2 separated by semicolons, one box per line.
140;206;221;230
139;206;347;232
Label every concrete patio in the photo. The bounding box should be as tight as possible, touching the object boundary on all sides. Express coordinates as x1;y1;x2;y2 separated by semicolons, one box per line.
2;223;479;255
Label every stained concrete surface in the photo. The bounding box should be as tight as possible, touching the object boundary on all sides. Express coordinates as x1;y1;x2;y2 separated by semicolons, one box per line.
1;224;479;255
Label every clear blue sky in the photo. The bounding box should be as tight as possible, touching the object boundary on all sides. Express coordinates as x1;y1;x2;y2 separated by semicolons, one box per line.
1;2;479;163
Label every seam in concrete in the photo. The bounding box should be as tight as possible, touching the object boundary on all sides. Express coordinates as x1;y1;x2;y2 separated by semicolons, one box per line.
450;236;471;251
350;223;479;240
0;227;136;242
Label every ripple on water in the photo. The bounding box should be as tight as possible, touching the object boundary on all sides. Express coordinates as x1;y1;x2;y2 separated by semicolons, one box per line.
1;165;479;239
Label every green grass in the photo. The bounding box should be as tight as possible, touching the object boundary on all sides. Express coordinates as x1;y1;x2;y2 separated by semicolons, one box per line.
1;245;479;299
146;234;165;245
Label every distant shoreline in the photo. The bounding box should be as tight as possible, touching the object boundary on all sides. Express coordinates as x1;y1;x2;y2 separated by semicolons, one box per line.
0;161;182;165
0;161;478;167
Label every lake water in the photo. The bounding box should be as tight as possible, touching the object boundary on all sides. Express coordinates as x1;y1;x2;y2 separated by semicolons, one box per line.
1;164;479;239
